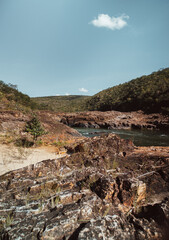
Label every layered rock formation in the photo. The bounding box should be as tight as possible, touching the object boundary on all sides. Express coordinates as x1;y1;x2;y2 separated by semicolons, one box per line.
0;134;169;239
59;111;169;130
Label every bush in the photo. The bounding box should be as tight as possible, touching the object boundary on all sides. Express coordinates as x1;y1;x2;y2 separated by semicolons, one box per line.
24;116;46;141
15;138;34;147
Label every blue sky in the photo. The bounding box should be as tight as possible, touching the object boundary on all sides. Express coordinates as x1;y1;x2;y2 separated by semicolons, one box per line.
0;0;169;97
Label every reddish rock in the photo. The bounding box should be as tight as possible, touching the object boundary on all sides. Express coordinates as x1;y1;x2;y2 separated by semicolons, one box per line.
0;134;169;239
0;110;81;144
59;110;169;130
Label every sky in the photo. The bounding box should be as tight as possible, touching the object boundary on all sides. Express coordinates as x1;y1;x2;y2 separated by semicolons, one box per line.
0;0;169;97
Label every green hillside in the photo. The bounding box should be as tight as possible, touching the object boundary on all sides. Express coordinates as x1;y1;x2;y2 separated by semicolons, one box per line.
0;80;38;111
86;68;169;114
2;68;168;114
32;95;90;112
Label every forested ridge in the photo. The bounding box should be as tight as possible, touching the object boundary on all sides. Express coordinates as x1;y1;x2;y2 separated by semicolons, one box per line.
1;68;169;114
86;68;169;114
0;80;38;110
32;95;89;112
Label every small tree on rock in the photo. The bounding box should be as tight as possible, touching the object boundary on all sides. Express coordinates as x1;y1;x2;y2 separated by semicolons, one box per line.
25;116;46;141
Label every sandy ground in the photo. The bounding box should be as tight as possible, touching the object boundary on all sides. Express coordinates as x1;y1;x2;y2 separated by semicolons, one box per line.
0;144;66;176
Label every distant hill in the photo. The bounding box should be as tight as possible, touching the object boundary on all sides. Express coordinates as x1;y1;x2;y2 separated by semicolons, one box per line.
2;68;169;114
0;80;38;111
86;68;169;114
32;95;90;112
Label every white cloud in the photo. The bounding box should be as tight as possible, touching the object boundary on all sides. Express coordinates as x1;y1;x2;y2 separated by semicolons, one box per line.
79;87;88;93
56;94;60;96
65;93;70;96
90;14;129;30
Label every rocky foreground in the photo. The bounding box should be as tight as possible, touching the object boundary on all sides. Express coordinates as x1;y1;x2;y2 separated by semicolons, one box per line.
0;134;169;239
59;111;169;130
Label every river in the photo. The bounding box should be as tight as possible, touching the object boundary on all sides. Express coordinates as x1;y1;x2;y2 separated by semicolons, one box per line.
74;128;169;146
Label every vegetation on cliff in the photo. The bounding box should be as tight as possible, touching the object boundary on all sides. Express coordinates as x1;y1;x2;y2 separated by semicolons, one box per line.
86;68;169;114
0;80;38;111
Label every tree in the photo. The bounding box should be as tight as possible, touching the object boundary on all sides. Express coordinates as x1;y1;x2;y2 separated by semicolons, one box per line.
25;116;46;141
8;83;18;90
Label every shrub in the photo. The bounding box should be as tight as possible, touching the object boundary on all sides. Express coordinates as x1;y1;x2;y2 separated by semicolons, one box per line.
24;116;46;141
15;138;34;147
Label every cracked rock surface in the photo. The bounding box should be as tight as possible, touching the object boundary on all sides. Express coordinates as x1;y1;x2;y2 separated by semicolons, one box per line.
0;134;169;239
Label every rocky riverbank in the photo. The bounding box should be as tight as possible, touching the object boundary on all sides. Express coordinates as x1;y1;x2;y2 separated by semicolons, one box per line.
59;110;169;130
0;134;169;239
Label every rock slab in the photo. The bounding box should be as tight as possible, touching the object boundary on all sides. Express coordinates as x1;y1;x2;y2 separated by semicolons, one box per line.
0;134;169;239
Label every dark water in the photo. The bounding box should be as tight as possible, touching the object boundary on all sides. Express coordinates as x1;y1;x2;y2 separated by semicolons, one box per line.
75;128;169;146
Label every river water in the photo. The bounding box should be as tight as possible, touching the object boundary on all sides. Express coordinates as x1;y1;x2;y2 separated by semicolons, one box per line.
75;128;169;146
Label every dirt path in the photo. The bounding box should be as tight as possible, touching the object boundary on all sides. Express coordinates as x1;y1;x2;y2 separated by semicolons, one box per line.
0;144;66;176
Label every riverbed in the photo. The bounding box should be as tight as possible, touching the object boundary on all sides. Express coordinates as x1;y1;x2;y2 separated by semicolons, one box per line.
75;128;169;146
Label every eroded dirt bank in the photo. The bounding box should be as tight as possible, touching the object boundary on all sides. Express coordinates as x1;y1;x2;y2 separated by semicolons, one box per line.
0;134;169;239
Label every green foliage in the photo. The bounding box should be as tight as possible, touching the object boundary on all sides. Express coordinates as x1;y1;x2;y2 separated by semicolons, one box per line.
14;138;34;147
86;68;169;114
0;80;39;110
32;95;90;112
24;116;46;141
36;139;43;146
4;214;13;228
1;68;169;114
112;159;118;169
52;140;67;147
0;212;13;231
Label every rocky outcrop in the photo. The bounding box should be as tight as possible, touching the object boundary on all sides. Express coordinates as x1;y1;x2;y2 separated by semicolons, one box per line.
0;134;169;239
59;110;169;130
0;110;81;143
